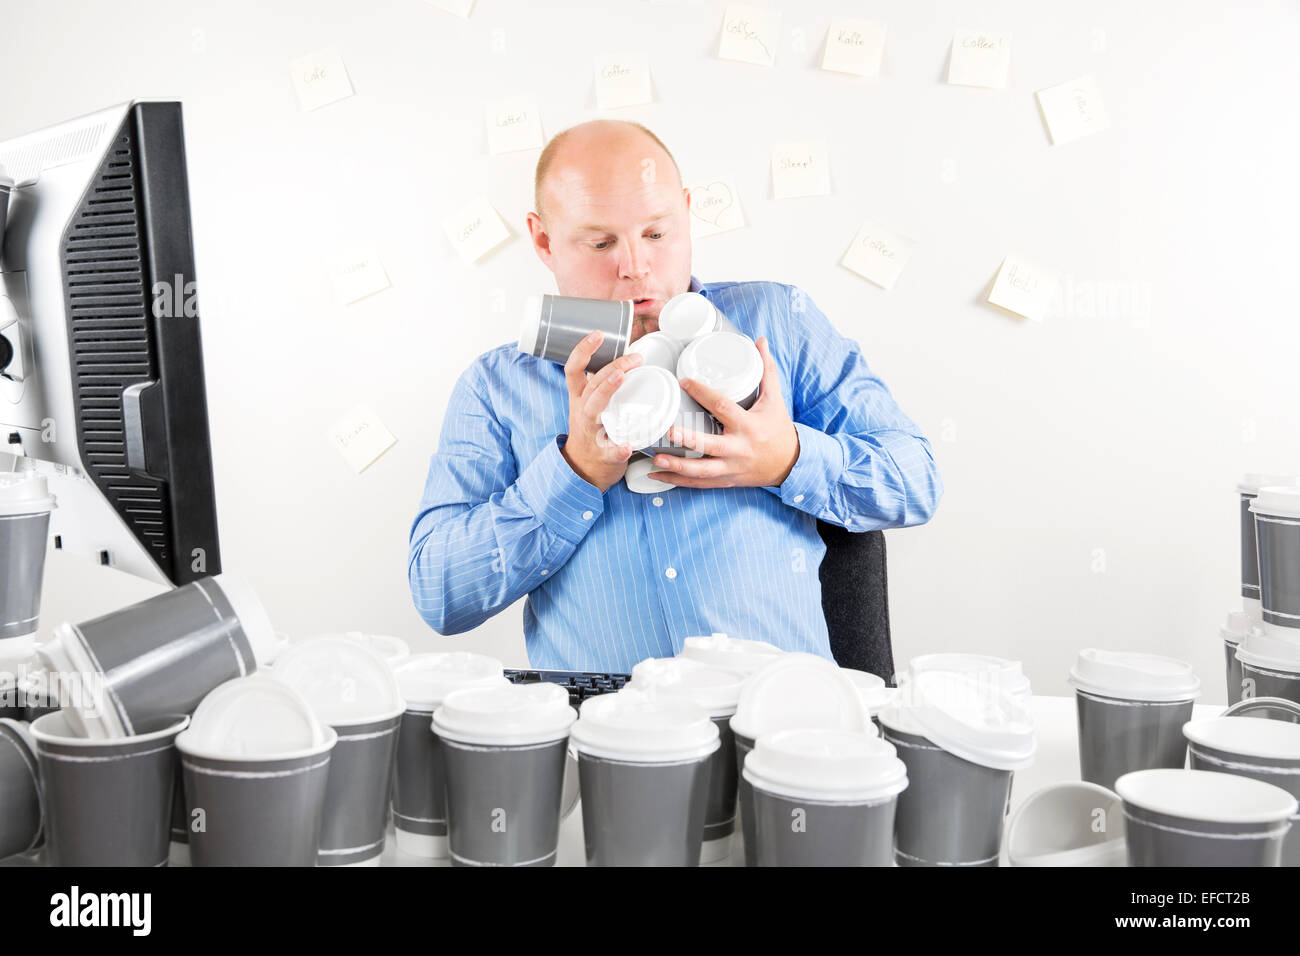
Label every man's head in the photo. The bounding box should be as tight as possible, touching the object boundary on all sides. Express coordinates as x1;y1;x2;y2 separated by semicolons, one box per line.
527;120;692;341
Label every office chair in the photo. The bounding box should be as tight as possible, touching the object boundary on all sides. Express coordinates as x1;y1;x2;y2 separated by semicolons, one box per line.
817;520;895;685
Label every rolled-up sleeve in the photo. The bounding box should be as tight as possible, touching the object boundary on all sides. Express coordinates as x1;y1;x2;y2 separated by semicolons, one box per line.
766;284;943;531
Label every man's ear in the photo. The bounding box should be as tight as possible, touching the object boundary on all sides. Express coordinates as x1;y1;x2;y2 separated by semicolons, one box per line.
526;211;553;266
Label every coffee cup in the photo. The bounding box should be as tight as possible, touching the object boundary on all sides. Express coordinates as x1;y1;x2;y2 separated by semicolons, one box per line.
518;294;633;372
1239;475;1300;619
1004;781;1126;867
1068;648;1200;790
600;365;720;460
626;331;684;372
676;331;763;410
0;474;55;642
1251;486;1300;636
1221;611;1255;705
679;632;784;676
907;653;1031;703
0;718;42;860
1236;628;1300;704
657;291;737;342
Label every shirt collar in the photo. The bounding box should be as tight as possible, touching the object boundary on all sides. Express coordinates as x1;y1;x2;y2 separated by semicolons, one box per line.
688;274;704;295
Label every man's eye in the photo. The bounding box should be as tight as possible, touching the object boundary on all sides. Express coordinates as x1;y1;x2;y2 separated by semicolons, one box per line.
592;240;612;250
647;232;663;240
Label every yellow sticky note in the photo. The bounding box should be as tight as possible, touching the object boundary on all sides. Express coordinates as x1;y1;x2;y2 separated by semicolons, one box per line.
289;49;355;111
328;406;397;474
822;19;886;77
485;97;543;154
442;196;511;264
329;247;390;305
719;4;780;67
688;178;745;238
771;142;830;199
1036;75;1110;145
987;254;1059;321
841;221;915;290
594;54;653;110
947;30;1011;89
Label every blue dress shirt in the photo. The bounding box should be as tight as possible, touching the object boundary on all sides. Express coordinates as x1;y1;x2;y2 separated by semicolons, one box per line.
409;276;943;672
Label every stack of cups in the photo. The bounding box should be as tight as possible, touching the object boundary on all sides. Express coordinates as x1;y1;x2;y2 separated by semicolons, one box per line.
175;676;338;866
1236;627;1300;704
1068;649;1200;790
391;653;506;859
604;365;721;495
433;681;576;867
0;473;55;654
570;686;720;866
271;637;406;866
1251;486;1300;640
1239;475;1300;620
881;669;1036;867
629;656;746;863
1116;769;1297;866
730;653;873;866
34;573;280;737
1184;715;1300;866
743;729;908;866
0;718;42;861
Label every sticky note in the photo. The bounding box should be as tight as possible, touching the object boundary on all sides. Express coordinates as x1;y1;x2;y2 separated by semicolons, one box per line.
688;178;746;238
594;54;653;110
289;49;354;111
426;0;474;16
328;406;396;474
771;142;830;199
442;196;511;263
987;254;1059;321
329;248;391;305
822;18;886;77
947;30;1011;89
485;97;543;154
841;220;915;290
718;4;781;67
1036;75;1110;145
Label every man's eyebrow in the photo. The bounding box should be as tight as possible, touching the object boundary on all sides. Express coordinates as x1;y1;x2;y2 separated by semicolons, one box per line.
575;212;673;233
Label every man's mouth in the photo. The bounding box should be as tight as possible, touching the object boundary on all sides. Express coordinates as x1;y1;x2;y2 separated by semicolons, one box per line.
633;297;657;313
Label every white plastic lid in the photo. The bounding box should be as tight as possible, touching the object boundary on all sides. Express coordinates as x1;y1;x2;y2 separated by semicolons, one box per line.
908;653;1032;701
1115;768;1298;824
624;456;676;494
1068;648;1201;702
518;294;543;355
432;681;575;746
332;631;411;665
629;656;745;716
569;685;720;762
730;653;871;741
657;292;719;342
207;573;280;669
1238;473;1300;495
676;332;763;405
599;365;681;450
679;633;784;676
1184;715;1300;762
905;670;1037;770
839;668;894;717
270;637;405;727
1236;628;1300;670
1250;486;1300;519
626;331;684;372
0;474;55;517
743;729;908;803
1221;610;1258;646
392;652;506;710
176;675;330;759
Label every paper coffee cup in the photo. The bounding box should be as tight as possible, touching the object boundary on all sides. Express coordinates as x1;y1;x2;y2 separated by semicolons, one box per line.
1068;648;1200;790
624;454;677;495
630;656;746;863
1116;768;1297;866
518;293;633;372
1004;781;1126;867
433;681;576;867
1239;474;1300;618
32;710;188;866
600;365;720;458
0;474;55;642
626;330;684;372
0;718;42;860
744;729;906;866
657;291;736;342
679;633;784;676
907;653;1031;703
1236;627;1300;704
676;331;763;410
570;686;719;866
1250;487;1300;635
391;653;506;859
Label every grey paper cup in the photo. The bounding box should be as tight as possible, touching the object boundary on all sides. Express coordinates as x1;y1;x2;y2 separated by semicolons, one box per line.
31;711;187;866
178;727;336;867
392;707;448;857
881;721;1011;867
319;713;402;866
1075;690;1194;791
1253;490;1300;633
701;716;738;860
0;719;42;859
1117;769;1298;866
0;508;50;641
749;788;896;867
1225;638;1245;705
734;731;758;866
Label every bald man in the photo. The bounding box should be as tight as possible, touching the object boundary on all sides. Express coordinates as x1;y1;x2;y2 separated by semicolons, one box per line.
409;120;943;673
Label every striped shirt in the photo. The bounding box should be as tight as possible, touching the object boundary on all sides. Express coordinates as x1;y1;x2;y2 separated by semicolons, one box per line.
409;276;943;672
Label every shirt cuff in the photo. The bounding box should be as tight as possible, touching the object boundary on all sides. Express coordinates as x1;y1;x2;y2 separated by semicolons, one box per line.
771;422;844;516
515;435;606;544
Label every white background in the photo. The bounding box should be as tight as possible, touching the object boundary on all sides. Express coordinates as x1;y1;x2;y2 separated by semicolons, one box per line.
2;0;1298;700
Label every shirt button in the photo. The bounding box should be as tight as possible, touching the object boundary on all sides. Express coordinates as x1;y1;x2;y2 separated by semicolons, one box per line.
541;569;548;575
652;497;664;507
793;494;804;503
665;567;677;580
582;510;594;520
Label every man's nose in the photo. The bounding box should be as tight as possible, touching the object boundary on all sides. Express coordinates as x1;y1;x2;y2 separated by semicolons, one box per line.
618;237;651;280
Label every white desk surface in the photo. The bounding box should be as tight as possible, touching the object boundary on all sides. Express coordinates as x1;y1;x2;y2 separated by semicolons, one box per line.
378;694;1224;868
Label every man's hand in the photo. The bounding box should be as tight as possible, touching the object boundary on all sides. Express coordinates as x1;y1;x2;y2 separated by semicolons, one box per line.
560;330;644;492
647;336;800;489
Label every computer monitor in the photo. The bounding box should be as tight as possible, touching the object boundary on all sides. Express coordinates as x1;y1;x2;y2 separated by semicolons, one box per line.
0;100;220;587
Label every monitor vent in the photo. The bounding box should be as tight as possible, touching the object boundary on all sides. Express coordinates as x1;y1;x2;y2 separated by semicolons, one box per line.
0;122;106;184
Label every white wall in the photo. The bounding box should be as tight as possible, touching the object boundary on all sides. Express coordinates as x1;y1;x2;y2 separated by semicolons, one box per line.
2;0;1298;700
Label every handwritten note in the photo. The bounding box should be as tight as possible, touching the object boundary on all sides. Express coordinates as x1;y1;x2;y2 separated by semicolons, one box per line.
426;0;474;17
688;178;746;239
822;18;886;77
947;30;1011;89
771;142;830;199
289;49;354;112
987;254;1059;322
841;220;915;290
485;96;543;154
594;54;653;110
442;196;511;263
329;247;390;305
327;406;396;474
718;4;781;67
1036;75;1110;145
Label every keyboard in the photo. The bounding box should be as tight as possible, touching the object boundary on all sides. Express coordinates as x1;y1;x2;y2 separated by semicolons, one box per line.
503;669;631;708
